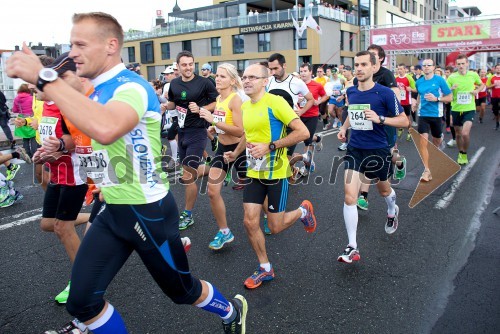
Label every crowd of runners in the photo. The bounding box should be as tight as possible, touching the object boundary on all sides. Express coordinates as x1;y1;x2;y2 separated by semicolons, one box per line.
1;10;499;334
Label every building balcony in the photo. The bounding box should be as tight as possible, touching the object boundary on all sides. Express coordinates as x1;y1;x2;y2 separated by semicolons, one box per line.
124;5;359;41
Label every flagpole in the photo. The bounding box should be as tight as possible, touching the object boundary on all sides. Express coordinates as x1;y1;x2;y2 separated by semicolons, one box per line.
295;0;299;72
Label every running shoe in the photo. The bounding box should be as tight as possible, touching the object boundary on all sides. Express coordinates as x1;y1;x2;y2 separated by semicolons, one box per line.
300;200;317;233
222;294;248;334
43;319;88;334
209;230;235;250
385;205;399;234
16;147;32;164
211;136;219;152
315;134;323;151
322;123;331;131
356;196;369;210
5;164;20;181
0;185;9;203
179;211;194;230
299;166;308;177
457;153;468;165
181;237;191;253
337;121;342;128
394;157;407;180
406;133;412;142
244;266;275;289
10;140;16;149
338;142;348;151
447;139;456;147
446;126;451;133
397;128;404;138
263;215;271;235
0;191;23;208
55;281;71;304
332;122;338;129
337;246;360;264
411;121;418;127
303;150;313;166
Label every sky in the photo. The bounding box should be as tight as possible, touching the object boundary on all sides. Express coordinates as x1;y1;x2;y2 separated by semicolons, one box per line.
0;0;498;50
0;0;212;50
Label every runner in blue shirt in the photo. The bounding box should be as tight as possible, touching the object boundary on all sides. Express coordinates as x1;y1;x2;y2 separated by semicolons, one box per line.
415;58;452;182
337;51;408;264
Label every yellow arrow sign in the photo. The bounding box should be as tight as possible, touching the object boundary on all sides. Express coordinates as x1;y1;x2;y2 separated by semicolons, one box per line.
408;128;461;208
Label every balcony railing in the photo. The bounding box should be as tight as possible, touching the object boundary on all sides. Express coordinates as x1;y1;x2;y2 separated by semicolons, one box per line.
125;6;359;41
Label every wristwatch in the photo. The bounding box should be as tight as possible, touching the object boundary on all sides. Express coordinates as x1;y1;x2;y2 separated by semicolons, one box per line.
36;68;58;92
269;142;276;151
379;115;386;125
437;96;441;102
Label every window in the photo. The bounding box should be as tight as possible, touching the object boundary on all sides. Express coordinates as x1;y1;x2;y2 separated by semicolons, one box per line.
340;32;344;50
298;56;311;65
140;41;154;64
420;4;424;18
258;33;270;52
412;0;417;15
293;31;307;50
401;0;408;12
211;37;221;56
160;43;170;60
209;61;219;73
237;60;249;72
349;32;354;51
128;47;136;63
182;40;192;52
233;35;245;54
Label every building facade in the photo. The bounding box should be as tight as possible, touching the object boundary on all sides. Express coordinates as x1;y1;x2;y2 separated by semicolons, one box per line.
119;0;458;81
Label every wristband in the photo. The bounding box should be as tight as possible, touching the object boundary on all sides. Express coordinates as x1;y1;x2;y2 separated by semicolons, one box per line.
58;138;66;152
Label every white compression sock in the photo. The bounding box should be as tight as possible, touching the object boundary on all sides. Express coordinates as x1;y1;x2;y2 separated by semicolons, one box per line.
343;203;358;249
384;188;396;216
169;140;178;161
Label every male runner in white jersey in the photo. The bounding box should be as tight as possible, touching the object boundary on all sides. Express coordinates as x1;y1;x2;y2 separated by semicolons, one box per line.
266;53;315;178
7;12;246;334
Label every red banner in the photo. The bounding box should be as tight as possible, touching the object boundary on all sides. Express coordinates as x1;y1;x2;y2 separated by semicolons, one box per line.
370;18;500;51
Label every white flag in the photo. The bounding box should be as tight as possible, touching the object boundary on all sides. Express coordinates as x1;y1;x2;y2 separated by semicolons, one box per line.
306;15;323;35
292;15;301;35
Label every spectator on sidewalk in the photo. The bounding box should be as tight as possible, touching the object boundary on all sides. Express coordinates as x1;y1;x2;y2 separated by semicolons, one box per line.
12;84;38;157
0;89;15;149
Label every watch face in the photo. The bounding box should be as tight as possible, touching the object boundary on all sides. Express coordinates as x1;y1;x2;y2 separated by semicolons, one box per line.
40;68;58;82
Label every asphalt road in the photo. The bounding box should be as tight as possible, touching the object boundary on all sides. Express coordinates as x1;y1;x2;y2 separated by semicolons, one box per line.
0;118;499;334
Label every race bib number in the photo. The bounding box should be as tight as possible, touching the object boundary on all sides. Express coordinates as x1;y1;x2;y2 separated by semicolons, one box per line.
176;106;188;128
332;90;341;96
76;146;113;187
400;89;407;100
348;104;373;131
457;92;472;105
213;109;226;134
39;116;58;144
246;144;268;171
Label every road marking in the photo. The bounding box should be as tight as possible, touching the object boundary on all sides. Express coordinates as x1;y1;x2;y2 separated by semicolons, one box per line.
0;214;42;231
434;147;485;209
10;207;42;219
